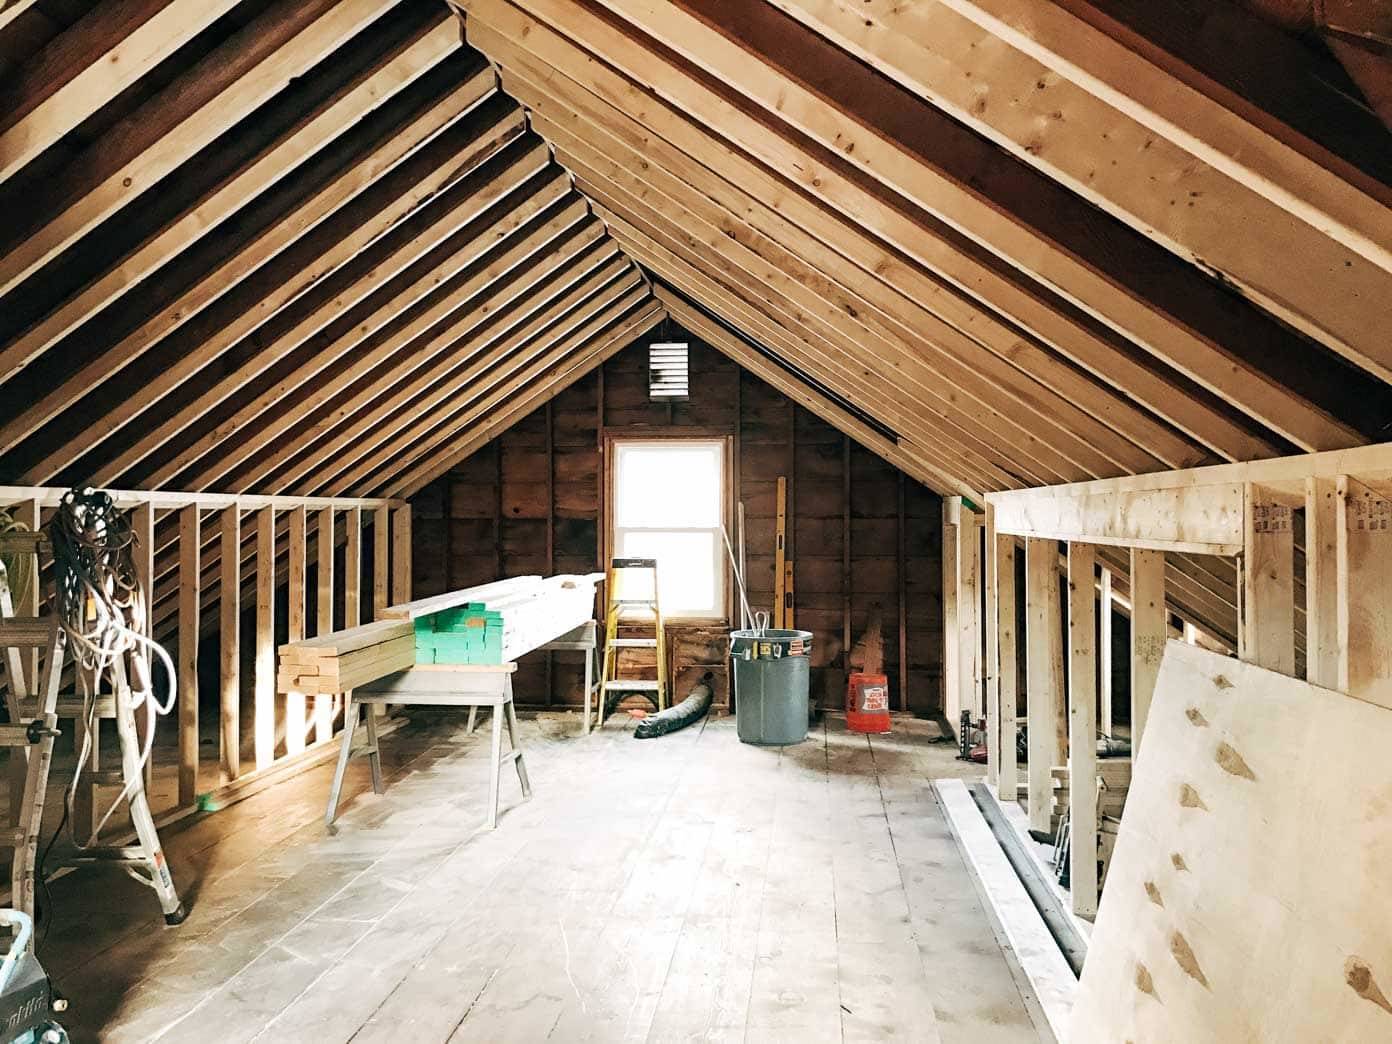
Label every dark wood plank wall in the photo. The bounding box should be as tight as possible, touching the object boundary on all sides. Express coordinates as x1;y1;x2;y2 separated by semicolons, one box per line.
410;331;943;715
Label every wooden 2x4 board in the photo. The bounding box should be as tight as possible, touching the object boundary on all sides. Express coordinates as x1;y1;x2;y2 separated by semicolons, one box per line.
1072;641;1392;1043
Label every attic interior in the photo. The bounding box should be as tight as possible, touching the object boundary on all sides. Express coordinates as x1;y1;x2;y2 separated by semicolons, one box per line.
0;0;1389;1039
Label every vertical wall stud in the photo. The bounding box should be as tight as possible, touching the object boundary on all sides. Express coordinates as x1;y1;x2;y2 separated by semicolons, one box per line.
983;503;999;786
1025;536;1062;835
1305;476;1339;688
391;505;412;606
286;507;306;757
1099;567;1113;738
220;506;241;782
1240;482;1295;674
996;535;1018;804
178;505;200;808
1130;548;1166;758
1067;542;1099;917
316;507;335;744
254;505;276;771
941;498;961;728
1336;476;1392;707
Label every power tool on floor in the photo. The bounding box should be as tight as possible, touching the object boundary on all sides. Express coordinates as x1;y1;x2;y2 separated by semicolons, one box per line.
0;912;65;1043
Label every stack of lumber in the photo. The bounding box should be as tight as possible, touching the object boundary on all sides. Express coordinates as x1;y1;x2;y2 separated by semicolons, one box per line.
277;619;414;696
1049;758;1132;832
279;573;604;694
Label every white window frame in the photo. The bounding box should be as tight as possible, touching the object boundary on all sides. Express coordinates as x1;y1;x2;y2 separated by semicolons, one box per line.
610;438;727;621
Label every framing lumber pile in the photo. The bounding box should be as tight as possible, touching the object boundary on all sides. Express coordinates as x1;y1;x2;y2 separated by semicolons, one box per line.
1050;759;1131;832
278;573;604;694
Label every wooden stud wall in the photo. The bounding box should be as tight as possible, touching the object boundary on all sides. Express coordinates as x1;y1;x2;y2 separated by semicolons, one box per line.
410;333;944;713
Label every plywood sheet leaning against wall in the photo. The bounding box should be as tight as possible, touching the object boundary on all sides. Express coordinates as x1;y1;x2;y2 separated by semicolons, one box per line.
1072;640;1392;1042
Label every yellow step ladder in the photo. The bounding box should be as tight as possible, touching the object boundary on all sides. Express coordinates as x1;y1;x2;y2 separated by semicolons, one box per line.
595;558;667;731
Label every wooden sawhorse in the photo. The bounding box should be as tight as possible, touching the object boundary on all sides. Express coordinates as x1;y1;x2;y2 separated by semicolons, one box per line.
324;662;531;832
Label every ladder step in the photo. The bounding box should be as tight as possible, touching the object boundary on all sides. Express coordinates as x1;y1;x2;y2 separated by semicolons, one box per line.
613;599;658;607
610;638;657;648
501;750;522;764
0;619;50;646
90;770;126;786
603;680;661;692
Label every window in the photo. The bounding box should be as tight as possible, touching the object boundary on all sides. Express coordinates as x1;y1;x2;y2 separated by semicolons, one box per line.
612;439;725;619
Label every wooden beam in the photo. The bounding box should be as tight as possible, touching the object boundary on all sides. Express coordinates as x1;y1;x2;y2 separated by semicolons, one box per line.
1305;476;1340;688
177;505;199;807
254;506;276;771
605;210;1014;494
1239;484;1295;674
770;0;1391;373
19;76;507;482
657;290;962;493
369;290;658;496
1336;476;1392;709
200;202;602;495
325;267;645;496
219;507;241;782
373;506;390;620
286;507;307;757
983;501;999;786
992;483;1245;555
392;305;666;497
584;176;1072;489
102;121;549;490
1099;566;1113;738
1067;540;1098;917
467;8;1272;463
1130;547;1166;758
0;0;243;185
497;0;1361;452
0;0;400;302
0;14;459;379
535;107;1163;481
958;506;979;723
774;477;787;628
511;66;1205;472
1024;536;1062;834
391;506;412;605
942;498;962;730
996;532;1018;803
315;507;335;744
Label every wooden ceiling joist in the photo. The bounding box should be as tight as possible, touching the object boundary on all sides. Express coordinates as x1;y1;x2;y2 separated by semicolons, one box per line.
766;0;1392;377
0;12;461;384
1;0;1388;535
601;208;1022;494
585;174;1087;488
0;0;244;185
99;140;562;490
9;66;506;479
490;52;1256;469
391;298;665;495
531;104;1186;479
0;0;399;301
657;288;981;501
546;115;1165;482
462;0;1363;453
461;6;1279;464
185;203;605;496
307;253;637;498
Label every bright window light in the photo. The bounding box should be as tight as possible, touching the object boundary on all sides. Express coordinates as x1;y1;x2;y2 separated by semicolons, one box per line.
613;440;725;618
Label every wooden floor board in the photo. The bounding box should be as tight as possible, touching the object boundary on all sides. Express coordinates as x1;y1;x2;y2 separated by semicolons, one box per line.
37;711;1052;1042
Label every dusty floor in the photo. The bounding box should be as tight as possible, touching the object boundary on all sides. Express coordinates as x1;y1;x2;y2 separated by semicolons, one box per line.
37;710;1053;1042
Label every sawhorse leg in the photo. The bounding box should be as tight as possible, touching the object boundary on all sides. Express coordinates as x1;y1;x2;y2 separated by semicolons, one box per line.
486;699;503;831
504;679;531;798
325;697;384;830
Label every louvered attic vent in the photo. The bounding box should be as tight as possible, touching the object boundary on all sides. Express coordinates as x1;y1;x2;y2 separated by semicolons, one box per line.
649;342;689;401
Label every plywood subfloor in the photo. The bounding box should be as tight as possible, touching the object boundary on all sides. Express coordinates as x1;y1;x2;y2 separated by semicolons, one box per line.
39;711;1053;1042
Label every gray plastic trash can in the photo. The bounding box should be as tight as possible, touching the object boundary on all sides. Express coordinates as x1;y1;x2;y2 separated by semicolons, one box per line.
730;628;815;745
